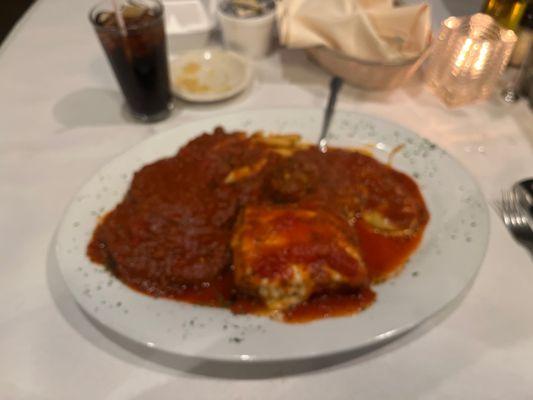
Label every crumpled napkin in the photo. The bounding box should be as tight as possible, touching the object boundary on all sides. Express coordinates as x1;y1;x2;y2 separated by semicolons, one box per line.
277;0;431;62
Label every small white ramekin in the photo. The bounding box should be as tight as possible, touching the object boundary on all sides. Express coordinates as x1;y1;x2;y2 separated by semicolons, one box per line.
217;3;275;58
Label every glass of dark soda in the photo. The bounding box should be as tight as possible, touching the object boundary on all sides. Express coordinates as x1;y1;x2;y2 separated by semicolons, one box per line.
90;0;172;122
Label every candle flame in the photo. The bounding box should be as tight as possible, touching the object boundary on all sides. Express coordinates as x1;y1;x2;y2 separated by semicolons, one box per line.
454;38;473;69
474;41;491;72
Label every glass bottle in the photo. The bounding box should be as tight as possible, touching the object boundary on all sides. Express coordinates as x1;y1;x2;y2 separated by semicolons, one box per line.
482;0;528;31
510;1;533;66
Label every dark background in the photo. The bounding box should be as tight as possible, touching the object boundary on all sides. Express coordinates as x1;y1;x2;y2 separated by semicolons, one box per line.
1;0;36;45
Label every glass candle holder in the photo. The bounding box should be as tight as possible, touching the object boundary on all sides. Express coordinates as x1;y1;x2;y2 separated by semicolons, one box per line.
424;13;517;107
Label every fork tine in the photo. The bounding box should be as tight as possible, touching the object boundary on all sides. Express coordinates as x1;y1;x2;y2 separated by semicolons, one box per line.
512;191;525;230
501;188;533;257
510;190;520;226
503;189;522;231
501;191;507;223
513;190;529;229
501;190;512;227
507;191;518;227
510;189;527;229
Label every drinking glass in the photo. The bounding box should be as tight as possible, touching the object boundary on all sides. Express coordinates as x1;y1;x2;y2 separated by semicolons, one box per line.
90;0;173;122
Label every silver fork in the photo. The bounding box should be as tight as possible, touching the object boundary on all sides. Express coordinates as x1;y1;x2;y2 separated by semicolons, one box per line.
501;189;533;256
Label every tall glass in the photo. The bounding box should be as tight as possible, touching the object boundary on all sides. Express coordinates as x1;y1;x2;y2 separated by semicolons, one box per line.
90;0;172;122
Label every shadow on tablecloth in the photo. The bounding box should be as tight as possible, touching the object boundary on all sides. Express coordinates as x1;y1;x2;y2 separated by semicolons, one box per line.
52;87;142;132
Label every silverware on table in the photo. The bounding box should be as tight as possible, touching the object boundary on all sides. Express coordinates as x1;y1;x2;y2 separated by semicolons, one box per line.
501;187;533;256
514;178;533;214
318;76;343;153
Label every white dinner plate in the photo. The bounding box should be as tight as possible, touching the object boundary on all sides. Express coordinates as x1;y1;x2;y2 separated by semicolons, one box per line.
169;49;252;102
55;108;489;362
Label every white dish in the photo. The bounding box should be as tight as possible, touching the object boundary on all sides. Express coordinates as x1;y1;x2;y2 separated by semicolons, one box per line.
217;2;276;58
164;0;214;53
55;108;489;362
169;48;252;102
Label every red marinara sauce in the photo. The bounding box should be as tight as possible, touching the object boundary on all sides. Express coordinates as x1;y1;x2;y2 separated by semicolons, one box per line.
88;128;429;323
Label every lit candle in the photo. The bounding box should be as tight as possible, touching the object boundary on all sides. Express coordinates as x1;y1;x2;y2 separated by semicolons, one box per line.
473;41;492;72
425;13;517;107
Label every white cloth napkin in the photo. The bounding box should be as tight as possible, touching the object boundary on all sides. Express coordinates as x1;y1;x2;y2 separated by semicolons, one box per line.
277;0;431;62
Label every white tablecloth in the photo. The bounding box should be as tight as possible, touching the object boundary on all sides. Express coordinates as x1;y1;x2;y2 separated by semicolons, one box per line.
2;0;533;398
